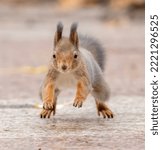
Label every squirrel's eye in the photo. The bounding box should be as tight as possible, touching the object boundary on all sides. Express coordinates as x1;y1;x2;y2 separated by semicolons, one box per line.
53;54;56;59
74;54;78;59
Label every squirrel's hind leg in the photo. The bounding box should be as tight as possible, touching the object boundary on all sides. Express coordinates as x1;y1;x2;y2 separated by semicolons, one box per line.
91;84;113;119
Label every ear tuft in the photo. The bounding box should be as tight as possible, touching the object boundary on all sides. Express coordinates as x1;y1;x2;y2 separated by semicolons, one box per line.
69;22;79;48
70;23;77;33
57;22;63;33
54;22;63;47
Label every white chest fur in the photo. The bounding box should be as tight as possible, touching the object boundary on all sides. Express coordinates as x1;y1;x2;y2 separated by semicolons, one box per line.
56;73;77;89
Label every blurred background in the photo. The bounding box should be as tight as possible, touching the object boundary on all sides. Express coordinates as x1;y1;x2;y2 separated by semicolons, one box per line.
0;0;144;99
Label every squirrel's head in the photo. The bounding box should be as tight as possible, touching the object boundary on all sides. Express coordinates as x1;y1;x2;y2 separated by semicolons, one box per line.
52;22;81;73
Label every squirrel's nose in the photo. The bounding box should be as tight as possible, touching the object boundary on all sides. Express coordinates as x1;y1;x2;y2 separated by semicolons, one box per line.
62;65;67;70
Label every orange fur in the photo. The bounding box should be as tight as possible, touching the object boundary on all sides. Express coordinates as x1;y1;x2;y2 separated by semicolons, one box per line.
41;77;56;111
42;83;54;102
73;79;90;108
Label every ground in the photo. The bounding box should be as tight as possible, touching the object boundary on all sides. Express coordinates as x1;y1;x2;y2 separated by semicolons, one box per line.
0;4;144;150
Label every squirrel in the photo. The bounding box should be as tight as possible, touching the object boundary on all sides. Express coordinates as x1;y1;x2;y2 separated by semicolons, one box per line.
40;22;113;119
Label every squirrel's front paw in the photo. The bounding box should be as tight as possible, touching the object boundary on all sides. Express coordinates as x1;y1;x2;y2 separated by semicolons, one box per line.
40;100;56;118
43;100;54;110
73;98;84;108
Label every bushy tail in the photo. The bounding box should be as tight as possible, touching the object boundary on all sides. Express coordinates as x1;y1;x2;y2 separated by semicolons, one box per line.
79;35;106;70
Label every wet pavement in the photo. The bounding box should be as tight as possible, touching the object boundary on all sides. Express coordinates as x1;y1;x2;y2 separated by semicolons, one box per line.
0;4;144;150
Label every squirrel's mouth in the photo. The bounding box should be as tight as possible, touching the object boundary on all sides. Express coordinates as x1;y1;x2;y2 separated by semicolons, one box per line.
58;68;70;73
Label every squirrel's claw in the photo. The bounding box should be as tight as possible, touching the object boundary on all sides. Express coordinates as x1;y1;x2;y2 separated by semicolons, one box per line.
73;98;83;108
40;109;55;119
98;110;114;119
40;109;49;118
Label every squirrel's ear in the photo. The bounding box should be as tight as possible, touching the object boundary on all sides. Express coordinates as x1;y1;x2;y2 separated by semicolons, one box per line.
69;23;79;49
54;22;63;47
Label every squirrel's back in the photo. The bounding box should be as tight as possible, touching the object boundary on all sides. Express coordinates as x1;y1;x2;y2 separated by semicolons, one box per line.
79;35;106;70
